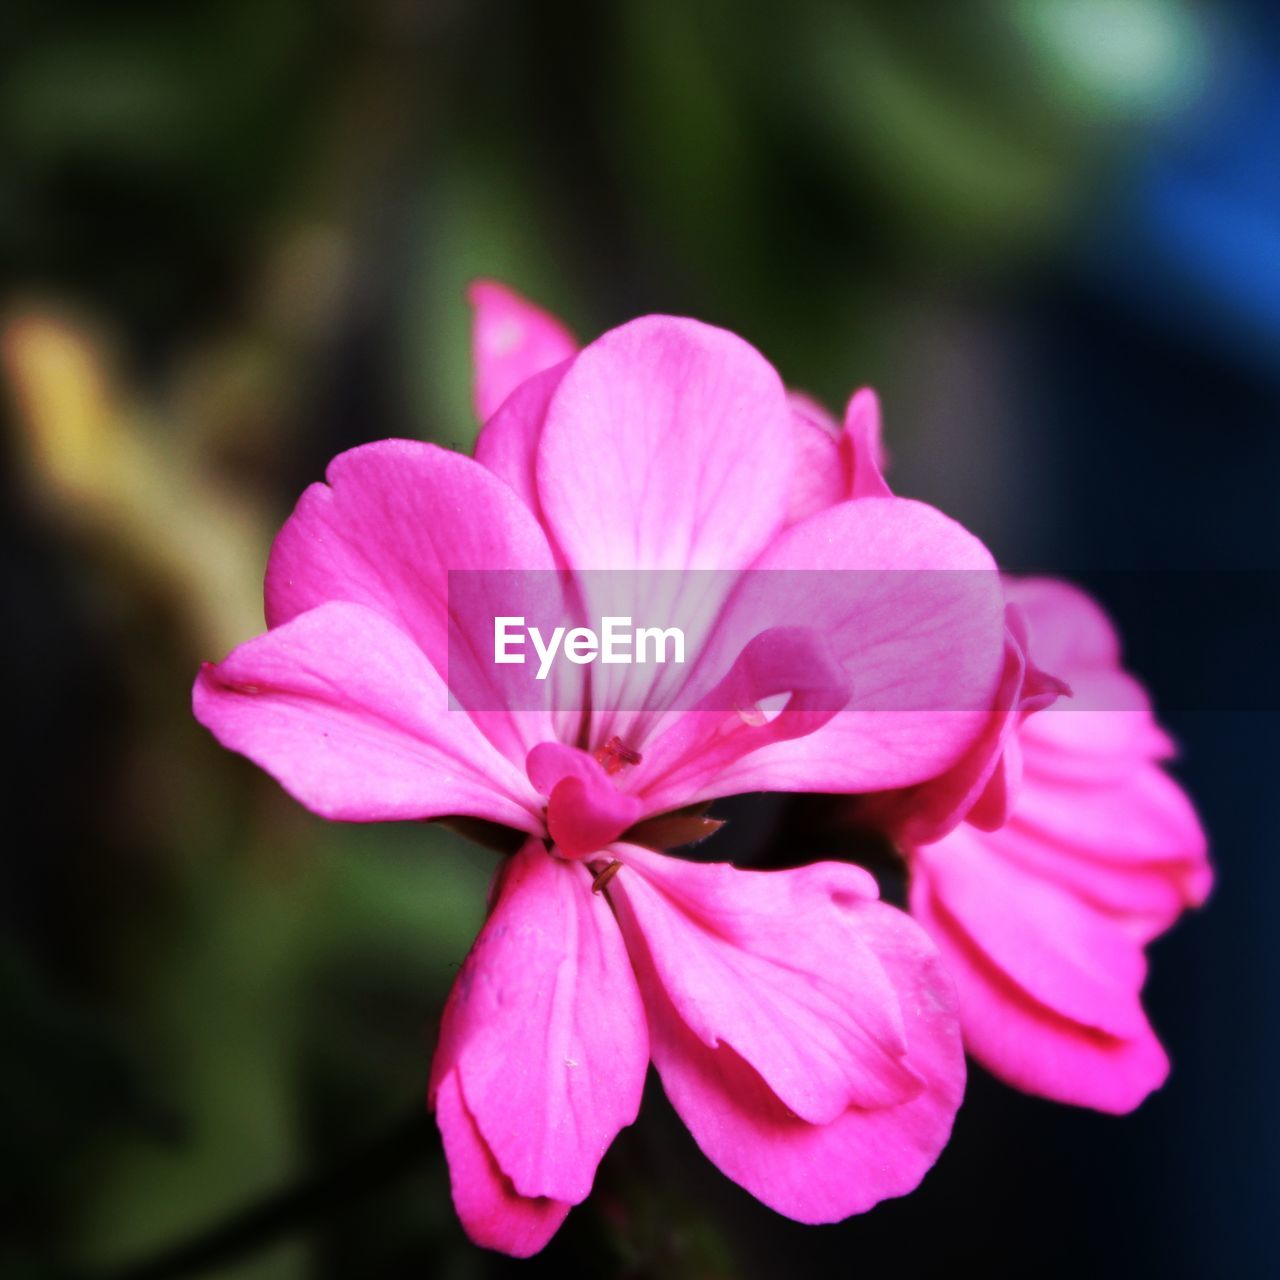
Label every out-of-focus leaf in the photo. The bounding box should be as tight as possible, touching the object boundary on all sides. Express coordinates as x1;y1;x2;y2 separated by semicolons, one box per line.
4;1;313;175
0;945;157;1216
303;822;492;971
608;0;757;302
402;146;583;449
793;3;1069;260
72;859;312;1279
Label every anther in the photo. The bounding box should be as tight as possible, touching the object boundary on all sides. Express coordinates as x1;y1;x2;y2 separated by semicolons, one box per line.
594;736;642;775
591;860;623;893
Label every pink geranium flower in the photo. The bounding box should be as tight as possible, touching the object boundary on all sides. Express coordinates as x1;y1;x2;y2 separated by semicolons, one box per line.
898;578;1212;1112
194;288;1008;1254
676;295;1211;1113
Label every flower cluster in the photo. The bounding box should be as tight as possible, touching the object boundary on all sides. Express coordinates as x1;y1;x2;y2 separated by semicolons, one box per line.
193;282;1209;1255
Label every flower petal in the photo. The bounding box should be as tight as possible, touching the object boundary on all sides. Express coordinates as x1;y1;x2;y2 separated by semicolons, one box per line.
1008;574;1177;780
1020;687;1176;784
655;497;1005;800
537;315;793;574
785;387;889;524
911;858;1169;1114
857;627;1026;845
193;601;539;828
1013;761;1209;872
612;847;928;1118
1007;576;1121;674
433;1071;571;1257
861;604;1070;845
630;626;851;814
914;827;1148;1040
611;850;964;1221
469;280;578;424
263;439;561;764
430;842;648;1205
987;761;1210;940
473;360;570;521
786;393;846;524
526;743;644;858
842;388;891;499
266;439;554;654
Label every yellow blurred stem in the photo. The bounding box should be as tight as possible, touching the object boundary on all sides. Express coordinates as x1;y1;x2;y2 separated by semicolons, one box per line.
2;314;270;657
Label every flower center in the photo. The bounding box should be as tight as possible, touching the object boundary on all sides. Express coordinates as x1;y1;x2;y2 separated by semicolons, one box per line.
593;735;643;775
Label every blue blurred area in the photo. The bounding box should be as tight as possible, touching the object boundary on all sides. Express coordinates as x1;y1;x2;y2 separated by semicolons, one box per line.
1096;2;1280;377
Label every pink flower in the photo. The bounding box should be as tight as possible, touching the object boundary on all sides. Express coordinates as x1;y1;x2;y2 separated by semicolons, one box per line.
738;327;1214;1114
900;578;1212;1113
194;285;1009;1253
429;840;963;1254
468;280;577;425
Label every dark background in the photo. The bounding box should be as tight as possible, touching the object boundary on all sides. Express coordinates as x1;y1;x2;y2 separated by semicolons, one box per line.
2;2;1276;1276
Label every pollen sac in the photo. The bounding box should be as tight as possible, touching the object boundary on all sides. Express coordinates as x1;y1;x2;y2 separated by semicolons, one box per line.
594;735;642;775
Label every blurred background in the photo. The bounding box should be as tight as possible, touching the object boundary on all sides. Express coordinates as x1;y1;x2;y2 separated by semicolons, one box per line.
3;1;1277;1276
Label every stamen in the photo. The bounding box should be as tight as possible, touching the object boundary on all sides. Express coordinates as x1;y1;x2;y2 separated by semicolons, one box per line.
594;735;643;775
591;859;623;893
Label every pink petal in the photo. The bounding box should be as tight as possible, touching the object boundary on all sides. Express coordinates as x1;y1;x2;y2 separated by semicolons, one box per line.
984;576;1211;934
973;804;1202;940
536;315;793;574
787;390;839;433
611;848;963;1221
860;626;1027;846
911;863;1169;1114
1006;574;1176;780
526;743;643;858
785;388;890;524
263;439;561;764
192;602;539;829
469;280;578;424
914;828;1148;1039
1014;761;1209;871
991;761;1210;937
532;316;798;750
1006;575;1121;674
786;393;847;524
266;440;553;657
652;497;1005;801
630;626;851;814
611;847;921;1123
433;1071;571;1257
842;388;891;499
862;605;1071;845
1016;670;1174;794
430;843;648;1205
473;359;570;521
966;730;1021;830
